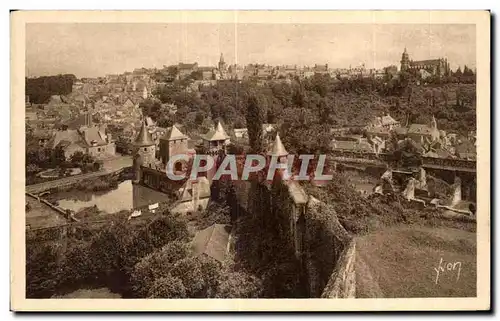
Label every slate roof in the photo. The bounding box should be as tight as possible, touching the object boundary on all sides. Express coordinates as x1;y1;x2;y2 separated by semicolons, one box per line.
80;127;108;146
48;130;81;149
192;224;231;263
410;59;441;66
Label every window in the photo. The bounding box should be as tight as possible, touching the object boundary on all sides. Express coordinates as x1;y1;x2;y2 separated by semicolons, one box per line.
144;148;147;152
97;148;101;152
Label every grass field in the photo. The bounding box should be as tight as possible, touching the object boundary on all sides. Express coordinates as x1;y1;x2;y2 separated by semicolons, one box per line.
356;225;476;298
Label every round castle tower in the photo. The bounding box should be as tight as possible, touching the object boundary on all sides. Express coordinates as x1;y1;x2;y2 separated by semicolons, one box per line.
132;119;156;183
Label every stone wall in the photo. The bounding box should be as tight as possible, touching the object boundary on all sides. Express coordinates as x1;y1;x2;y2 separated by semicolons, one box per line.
232;179;357;298
304;197;353;297
321;239;356;298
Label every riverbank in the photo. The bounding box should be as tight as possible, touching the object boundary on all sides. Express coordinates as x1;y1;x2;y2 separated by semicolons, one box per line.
46;177;171;217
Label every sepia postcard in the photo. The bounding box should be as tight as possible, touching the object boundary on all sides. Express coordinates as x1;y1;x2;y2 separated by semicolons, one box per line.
11;10;490;312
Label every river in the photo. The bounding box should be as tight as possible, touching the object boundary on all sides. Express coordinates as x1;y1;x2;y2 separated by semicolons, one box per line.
56;180;171;214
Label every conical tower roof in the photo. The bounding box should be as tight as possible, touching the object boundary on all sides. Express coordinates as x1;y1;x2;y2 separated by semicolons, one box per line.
268;133;288;157
162;124;188;141
134;119;154;146
216;121;228;138
203;121;229;141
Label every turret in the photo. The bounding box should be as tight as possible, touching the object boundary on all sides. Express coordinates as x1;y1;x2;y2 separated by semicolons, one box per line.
266;132;292;184
202;121;230;155
159;124;189;166
268;132;288;160
133;119;156;169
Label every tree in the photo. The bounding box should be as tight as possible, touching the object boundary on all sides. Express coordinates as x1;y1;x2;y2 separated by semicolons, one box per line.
51;146;67;167
216;271;263;298
196;202;231;229
407;86;413;107
26;74;76;104
317;97;330;124
246;93;267;153
148;275;187;298
26;241;62;298
392;139;423;169
170;256;221;298
463;65;474;77
441;90;449;107
130;241;190;297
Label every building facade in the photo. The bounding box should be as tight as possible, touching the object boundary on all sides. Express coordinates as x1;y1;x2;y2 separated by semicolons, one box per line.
400;47;450;78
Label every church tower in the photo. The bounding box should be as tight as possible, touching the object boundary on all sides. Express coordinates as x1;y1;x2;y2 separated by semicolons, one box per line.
400;47;410;72
142;86;148;100
218;53;227;72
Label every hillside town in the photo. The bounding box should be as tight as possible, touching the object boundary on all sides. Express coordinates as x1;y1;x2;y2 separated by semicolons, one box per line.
25;40;478;301
26;48;476;166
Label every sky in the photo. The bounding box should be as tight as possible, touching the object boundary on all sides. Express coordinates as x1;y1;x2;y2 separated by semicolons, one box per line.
26;23;476;78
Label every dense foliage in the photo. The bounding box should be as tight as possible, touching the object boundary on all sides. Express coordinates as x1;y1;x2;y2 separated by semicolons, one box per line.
140;74;475;156
27;197;262;299
26;213;190;298
25;141;102;185
26;74;76;104
233;181;306;298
